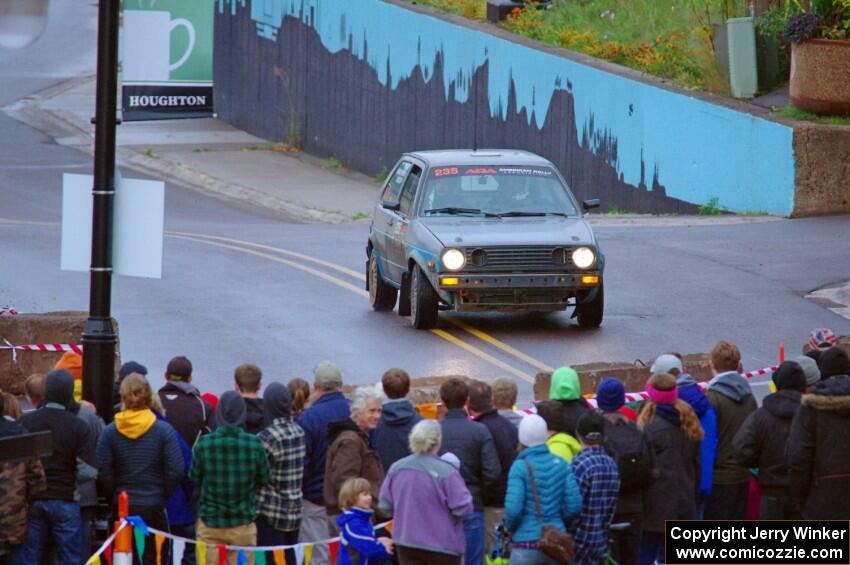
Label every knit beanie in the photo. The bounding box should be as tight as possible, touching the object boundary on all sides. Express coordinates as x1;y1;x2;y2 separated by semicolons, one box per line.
596;378;625;412
771;361;807;392
119;361;148;381
818;347;850;380
44;369;75;406
792;355;821;387
519;414;549;447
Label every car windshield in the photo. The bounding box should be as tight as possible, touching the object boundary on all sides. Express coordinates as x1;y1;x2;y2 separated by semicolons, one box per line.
420;165;579;217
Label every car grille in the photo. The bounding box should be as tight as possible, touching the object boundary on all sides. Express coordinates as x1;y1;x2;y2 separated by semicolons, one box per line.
464;246;581;272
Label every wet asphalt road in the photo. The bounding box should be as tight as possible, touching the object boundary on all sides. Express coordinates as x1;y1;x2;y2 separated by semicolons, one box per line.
2;1;850;406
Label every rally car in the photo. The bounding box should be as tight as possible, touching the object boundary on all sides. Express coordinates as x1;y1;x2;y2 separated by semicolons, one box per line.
366;149;604;329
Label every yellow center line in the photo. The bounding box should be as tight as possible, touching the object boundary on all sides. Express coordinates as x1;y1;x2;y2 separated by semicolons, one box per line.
444;318;555;373
172;234;534;382
170;231;555;375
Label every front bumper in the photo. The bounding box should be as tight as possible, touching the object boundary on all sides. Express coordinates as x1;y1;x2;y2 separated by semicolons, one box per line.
436;272;601;312
438;272;600;289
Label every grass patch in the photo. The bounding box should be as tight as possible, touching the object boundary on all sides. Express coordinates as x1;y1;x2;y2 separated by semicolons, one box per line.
373;166;390;184
738;210;771;216
605;207;634;215
351;211;373;221
242;143;301;153
324;157;344;170
698;196;728;215
416;0;731;94
778;106;850;126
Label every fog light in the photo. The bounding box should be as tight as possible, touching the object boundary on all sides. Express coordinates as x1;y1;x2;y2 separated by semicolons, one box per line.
441;277;460;286
581;275;600;284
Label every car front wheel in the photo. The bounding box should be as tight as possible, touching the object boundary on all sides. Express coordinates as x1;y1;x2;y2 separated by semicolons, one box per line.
369;253;397;311
410;266;439;329
576;282;604;328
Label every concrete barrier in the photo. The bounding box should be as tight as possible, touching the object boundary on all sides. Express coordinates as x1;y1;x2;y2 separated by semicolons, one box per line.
0;312;119;395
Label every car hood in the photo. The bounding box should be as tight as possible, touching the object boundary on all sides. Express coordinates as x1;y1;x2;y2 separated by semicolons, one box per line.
419;216;595;248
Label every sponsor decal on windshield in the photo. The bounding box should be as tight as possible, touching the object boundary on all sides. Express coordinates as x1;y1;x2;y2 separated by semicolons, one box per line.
430;166;554;178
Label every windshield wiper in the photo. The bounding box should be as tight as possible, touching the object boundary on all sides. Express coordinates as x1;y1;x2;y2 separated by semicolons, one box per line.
423;207;484;216
486;211;567;218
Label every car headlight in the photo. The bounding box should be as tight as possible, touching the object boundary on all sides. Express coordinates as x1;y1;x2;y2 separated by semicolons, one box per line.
572;247;595;269
441;248;466;271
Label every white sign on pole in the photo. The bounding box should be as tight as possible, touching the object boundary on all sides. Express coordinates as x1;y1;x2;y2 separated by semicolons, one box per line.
61;173;165;279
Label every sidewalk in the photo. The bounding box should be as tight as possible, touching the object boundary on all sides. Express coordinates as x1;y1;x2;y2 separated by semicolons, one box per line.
4;75;782;226
4;75;379;224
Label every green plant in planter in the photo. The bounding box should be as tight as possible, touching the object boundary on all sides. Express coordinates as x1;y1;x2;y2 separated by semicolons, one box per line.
781;0;850;41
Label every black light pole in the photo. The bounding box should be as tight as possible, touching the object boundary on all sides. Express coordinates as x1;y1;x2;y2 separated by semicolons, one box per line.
82;0;120;422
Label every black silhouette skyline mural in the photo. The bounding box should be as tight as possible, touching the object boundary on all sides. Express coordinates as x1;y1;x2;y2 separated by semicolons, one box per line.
214;0;794;214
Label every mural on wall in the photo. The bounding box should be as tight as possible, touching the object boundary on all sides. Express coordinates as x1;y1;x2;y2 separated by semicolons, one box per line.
215;0;795;214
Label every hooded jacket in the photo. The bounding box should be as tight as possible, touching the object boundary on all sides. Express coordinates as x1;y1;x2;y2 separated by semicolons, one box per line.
336;507;390;565
547;432;582;462
54;351;83;402
244;397;265;435
549;367;591;436
19;369;94;501
641;411;701;532
707;372;757;484
374;399;422;471
298;391;350;505
324;418;384;516
733;390;801;494
157;380;215;447
96;407;184;506
677;376;718;497
788;376;850;519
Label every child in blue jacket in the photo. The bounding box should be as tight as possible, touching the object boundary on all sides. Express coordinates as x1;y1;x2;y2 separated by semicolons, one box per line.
336;478;393;565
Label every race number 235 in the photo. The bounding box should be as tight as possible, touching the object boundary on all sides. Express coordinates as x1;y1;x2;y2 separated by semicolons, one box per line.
434;167;459;177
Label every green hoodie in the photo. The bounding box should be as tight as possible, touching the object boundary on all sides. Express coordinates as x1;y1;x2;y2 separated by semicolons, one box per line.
549;367;581;401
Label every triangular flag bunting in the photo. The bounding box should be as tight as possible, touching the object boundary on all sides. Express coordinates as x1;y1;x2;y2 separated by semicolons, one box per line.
133;527;146;563
217;544;228;565
236;549;248;565
155;534;165;565
292;544;304;565
86;555;100;565
255;550;267;565
272;548;286;565
328;540;338;564
303;544;313;565
197;541;207;564
172;539;186;565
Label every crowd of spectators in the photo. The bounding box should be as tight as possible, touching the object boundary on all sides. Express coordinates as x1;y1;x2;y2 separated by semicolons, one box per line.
0;329;849;565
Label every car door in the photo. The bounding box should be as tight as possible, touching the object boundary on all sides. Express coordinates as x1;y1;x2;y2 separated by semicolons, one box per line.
388;163;423;281
372;160;412;284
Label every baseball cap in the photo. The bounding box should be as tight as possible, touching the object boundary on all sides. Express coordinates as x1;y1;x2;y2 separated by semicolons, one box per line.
576;411;606;445
314;361;342;388
650;354;684;375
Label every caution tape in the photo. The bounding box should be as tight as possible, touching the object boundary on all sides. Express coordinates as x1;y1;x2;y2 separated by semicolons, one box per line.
1;338;82;362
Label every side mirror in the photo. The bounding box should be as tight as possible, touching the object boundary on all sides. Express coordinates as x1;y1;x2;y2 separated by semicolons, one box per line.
382;200;400;211
582;198;600;212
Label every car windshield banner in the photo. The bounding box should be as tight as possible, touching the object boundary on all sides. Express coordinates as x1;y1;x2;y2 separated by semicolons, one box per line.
121;0;213;121
429;166;555;178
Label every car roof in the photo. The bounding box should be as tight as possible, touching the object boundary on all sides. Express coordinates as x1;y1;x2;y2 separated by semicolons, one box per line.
405;149;555;168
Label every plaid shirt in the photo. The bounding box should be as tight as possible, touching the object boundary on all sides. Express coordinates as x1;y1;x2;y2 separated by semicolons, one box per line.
190;425;271;528
570;446;620;565
257;418;306;532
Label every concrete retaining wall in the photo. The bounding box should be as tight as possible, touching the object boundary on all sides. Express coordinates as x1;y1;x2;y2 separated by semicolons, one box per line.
792;125;850;217
214;0;802;215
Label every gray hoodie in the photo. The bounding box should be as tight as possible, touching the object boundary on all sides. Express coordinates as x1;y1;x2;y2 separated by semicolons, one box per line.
707;372;757;484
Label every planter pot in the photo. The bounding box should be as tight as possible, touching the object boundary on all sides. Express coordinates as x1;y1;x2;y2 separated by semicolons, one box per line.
790;39;850;115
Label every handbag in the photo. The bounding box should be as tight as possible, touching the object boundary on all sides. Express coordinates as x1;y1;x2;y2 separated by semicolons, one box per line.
525;459;575;563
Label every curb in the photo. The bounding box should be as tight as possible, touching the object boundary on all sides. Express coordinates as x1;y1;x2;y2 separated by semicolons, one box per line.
2;76;352;225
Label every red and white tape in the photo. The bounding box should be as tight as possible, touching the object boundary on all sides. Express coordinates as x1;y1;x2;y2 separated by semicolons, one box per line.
523;364;780;413
1;339;82;362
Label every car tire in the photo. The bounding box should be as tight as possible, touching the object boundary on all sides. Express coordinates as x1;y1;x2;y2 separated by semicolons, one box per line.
369;253;397;311
576;283;604;329
410;266;439;329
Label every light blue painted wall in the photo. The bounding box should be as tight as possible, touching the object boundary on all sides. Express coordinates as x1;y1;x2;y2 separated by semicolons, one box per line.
220;0;796;214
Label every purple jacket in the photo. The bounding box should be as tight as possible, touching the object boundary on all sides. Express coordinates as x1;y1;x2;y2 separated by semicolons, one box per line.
378;453;473;556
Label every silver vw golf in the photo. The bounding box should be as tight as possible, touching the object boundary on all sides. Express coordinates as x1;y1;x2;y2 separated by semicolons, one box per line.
366;149;604;330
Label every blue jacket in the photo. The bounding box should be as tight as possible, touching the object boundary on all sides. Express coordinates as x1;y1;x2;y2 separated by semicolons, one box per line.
504;444;583;543
374;400;422;471
297;391;350;504
336;507;390;565
678;381;718;498
154;411;195;526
